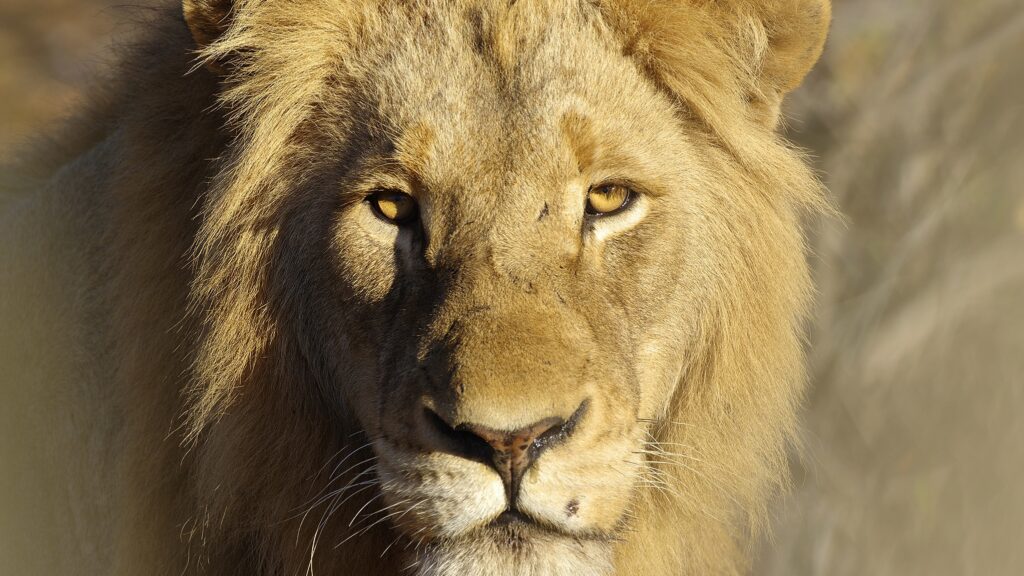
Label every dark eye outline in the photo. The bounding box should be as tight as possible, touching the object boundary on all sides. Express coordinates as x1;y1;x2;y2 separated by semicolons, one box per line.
365;189;419;225
584;183;637;218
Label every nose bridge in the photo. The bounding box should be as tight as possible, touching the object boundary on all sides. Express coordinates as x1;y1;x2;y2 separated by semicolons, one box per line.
430;203;565;292
424;266;589;430
418;164;591;424
466;305;585;427
425;146;577;289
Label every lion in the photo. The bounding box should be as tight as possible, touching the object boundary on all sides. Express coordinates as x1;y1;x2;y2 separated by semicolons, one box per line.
0;0;830;574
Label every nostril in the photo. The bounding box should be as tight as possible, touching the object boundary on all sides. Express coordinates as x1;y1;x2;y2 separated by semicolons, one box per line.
423;407;494;462
509;399;588;467
532;399;588;454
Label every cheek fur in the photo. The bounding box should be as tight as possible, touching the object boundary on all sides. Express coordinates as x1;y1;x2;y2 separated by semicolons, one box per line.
331;208;404;304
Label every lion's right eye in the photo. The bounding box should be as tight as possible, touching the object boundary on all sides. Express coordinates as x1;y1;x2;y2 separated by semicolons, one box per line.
367;190;418;225
585;184;635;217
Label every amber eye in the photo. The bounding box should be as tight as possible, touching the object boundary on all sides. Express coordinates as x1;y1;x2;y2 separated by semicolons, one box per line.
368;190;418;225
585;184;635;216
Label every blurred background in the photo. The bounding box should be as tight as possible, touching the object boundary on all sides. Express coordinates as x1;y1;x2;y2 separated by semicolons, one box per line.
1;0;1022;574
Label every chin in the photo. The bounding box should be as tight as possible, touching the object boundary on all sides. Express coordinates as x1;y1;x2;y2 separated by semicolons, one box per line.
410;522;615;576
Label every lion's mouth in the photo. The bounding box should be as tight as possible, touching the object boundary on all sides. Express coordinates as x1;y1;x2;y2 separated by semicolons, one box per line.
476;509;564;542
490;509;535;528
485;509;567;539
477;508;619;544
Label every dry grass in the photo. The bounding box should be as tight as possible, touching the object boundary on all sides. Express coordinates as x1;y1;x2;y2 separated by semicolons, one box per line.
0;0;119;151
1;0;1021;573
761;1;1024;574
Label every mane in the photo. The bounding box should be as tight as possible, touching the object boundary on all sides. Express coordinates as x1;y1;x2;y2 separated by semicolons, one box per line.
10;1;827;573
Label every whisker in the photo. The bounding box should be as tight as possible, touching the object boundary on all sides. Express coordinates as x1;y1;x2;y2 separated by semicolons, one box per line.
306;476;382;559
347;492;387;528
294;467;380;540
292;459;379;522
307;442;373;493
379;534;402;559
336;499;426;549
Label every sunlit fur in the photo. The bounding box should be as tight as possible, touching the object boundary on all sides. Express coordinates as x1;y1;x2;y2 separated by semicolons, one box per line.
0;0;830;575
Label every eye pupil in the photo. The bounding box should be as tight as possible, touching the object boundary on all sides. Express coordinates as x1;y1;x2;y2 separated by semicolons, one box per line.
586;184;633;216
369;191;418;224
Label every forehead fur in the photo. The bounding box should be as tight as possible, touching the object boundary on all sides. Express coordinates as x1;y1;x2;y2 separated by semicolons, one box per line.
202;0;817;155
344;3;692;223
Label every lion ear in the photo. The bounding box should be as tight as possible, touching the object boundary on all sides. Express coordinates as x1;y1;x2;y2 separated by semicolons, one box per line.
737;0;833;127
609;0;831;130
183;0;234;51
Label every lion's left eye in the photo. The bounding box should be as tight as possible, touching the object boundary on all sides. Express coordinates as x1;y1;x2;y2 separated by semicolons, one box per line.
367;190;418;225
585;184;635;216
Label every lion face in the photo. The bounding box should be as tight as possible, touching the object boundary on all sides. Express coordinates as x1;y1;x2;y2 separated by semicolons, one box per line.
184;0;829;573
285;5;705;573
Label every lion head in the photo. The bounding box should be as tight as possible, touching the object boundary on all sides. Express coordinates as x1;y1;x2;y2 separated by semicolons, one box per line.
167;0;831;574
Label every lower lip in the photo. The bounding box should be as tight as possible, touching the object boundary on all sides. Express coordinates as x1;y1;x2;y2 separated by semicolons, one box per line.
491;510;534;528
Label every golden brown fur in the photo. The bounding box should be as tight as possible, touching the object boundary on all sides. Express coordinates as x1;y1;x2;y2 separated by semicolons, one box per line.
0;1;830;574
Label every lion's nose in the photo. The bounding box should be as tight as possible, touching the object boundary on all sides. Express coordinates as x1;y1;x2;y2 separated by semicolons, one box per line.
423;401;588;503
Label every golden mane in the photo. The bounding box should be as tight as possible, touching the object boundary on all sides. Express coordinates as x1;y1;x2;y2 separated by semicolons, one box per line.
1;1;830;574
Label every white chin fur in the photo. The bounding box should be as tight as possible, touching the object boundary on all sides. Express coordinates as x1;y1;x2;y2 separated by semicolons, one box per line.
411;534;614;576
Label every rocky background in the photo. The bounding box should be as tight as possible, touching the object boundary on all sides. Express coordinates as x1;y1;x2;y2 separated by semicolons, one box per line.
2;0;1022;574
